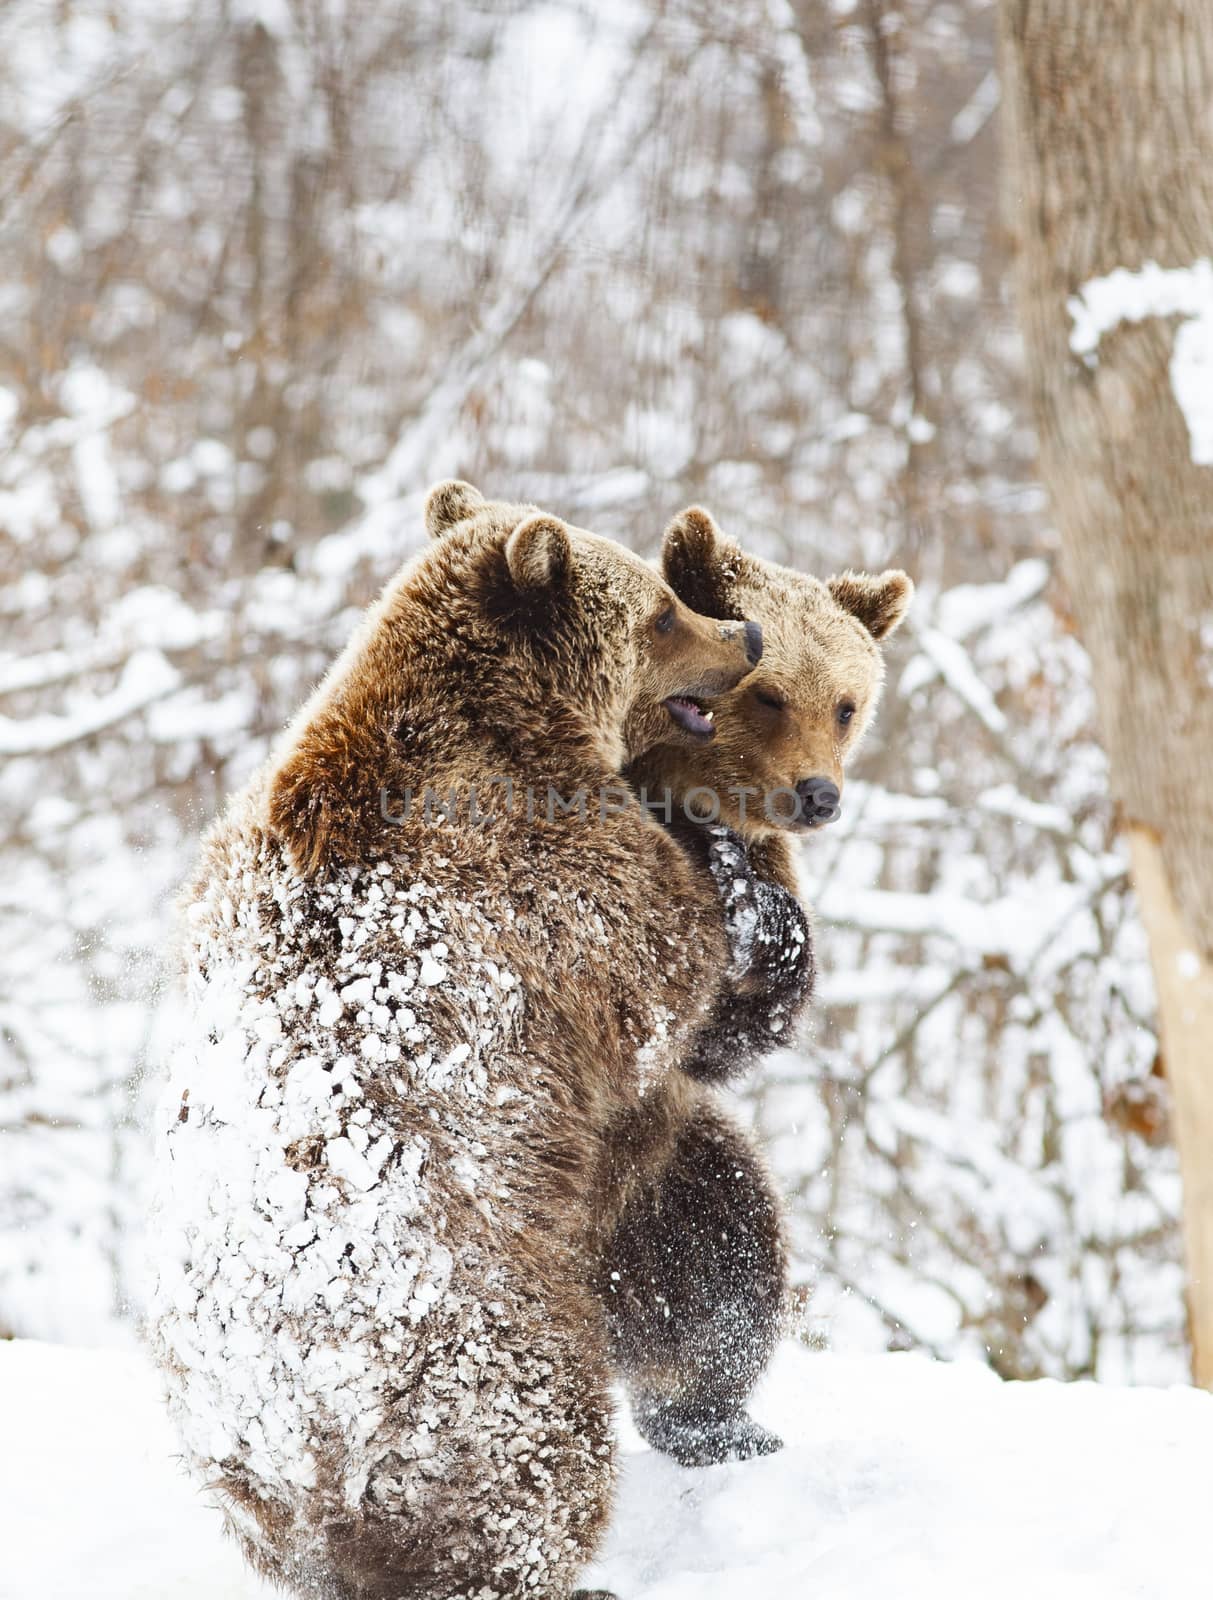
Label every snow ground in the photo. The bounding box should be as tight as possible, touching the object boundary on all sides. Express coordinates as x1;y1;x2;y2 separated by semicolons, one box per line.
4;1339;1209;1600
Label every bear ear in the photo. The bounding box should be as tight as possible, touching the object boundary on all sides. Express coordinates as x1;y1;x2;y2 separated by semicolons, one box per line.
828;569;914;641
425;479;486;540
504;514;573;591
660;507;739;618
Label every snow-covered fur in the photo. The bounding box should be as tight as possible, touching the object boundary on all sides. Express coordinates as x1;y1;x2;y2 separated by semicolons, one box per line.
148;485;760;1600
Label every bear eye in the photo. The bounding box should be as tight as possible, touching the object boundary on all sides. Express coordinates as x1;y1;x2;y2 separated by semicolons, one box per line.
654;607;675;635
755;688;786;712
837;700;856;729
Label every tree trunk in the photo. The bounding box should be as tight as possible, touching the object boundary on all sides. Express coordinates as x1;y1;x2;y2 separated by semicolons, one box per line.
999;1;1213;1385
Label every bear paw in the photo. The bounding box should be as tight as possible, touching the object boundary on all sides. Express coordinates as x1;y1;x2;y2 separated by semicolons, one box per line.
637;1402;784;1468
704;825;811;992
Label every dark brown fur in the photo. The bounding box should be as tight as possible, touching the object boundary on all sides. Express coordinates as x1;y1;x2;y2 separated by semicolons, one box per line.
596;1093;785;1467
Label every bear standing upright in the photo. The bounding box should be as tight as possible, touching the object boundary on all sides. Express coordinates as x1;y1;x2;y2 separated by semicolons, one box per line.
148;484;768;1600
595;508;912;1468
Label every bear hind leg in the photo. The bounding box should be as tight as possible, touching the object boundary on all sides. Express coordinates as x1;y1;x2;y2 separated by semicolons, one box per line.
600;1105;786;1468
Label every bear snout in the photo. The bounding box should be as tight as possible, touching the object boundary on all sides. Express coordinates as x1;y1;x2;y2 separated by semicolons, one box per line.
743;620;764;665
795;776;841;827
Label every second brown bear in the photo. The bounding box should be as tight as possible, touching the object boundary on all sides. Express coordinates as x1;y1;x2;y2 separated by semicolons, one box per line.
596;509;912;1468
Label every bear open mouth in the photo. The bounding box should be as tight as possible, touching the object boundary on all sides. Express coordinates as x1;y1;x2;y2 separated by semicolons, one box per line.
663;695;716;740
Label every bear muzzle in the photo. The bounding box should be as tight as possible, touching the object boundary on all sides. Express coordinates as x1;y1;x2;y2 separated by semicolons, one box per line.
795;776;841;828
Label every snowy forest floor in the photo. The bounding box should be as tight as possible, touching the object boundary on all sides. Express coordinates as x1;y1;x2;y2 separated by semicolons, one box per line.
5;1338;1208;1600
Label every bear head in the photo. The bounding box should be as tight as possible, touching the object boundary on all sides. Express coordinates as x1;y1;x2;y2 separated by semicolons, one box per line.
635;506;912;839
266;483;761;876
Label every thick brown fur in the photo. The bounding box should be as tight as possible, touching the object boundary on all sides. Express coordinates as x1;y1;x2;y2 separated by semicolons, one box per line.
149;484;763;1600
598;509;912;1467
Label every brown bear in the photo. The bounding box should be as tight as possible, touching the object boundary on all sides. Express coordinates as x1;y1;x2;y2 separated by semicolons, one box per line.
595;508;912;1468
148;483;781;1600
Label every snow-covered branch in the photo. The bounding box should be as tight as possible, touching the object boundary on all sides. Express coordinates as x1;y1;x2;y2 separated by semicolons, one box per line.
0;650;180;756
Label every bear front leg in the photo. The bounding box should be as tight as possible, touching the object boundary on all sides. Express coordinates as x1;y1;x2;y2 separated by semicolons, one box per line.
599;1104;785;1468
681;824;815;1084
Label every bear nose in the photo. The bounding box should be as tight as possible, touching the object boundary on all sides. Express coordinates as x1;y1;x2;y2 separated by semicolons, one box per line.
743;621;764;666
795;776;841;827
